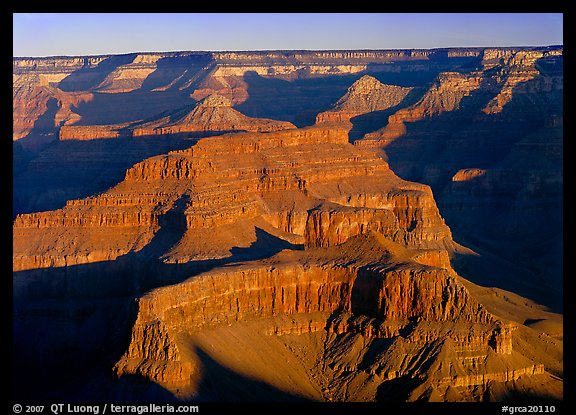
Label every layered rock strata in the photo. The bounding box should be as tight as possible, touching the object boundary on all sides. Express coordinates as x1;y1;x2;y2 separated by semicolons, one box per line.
13;45;563;402
14;47;561;142
358;47;562;147
13;126;452;271
481;49;551;115
11;47;495;141
113;233;547;400
354;47;563;309
13;123;551;399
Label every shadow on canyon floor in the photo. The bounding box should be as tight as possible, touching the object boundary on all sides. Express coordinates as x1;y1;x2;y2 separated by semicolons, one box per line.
13;136;197;217
236;71;359;127
70;89;197;126
14;193;303;301
376;377;423;402
58;54;139;92
139;54;214;93
13;345;314;402
450;245;563;314
14;97;61;154
235;63;461;129
381;71;562;185
501;389;563;404
190;347;312;402
14;62;205;217
57;53;213;125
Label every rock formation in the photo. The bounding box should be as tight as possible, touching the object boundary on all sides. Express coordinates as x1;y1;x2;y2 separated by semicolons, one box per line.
58;94;295;140
315;75;413;124
131;94;295;137
13;125;452;271
358;47;561;146
113;233;556;401
14;124;562;402
481;49;548;115
358;71;484;146
12;46;563;403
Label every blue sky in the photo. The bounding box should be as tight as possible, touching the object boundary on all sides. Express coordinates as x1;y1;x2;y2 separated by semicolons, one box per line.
13;13;563;57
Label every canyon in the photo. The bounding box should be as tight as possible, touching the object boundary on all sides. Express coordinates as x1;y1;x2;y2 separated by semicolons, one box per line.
13;46;563;403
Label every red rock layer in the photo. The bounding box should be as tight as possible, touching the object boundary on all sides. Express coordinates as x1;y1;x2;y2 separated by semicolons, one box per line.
13;75;55;141
59;124;125;140
113;235;514;389
14;125;453;274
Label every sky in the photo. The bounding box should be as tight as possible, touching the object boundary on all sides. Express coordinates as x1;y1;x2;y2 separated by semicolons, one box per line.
13;13;563;57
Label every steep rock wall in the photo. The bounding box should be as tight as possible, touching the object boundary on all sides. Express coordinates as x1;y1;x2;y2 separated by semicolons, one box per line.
114;248;515;391
14;125;455;271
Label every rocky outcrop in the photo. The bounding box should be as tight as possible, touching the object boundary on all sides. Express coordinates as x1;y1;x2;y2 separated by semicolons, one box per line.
13;74;57;141
114;234;533;396
59;124;125;140
13;204;158;270
355;47;563;312
451;168;487;182
131;94;295;137
315;75;412;123
357;47;563;147
304;194;453;251
480;47;561;70
13;206;157;228
481;49;551;115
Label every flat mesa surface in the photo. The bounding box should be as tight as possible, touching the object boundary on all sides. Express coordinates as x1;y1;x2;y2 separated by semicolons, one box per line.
12;46;563;403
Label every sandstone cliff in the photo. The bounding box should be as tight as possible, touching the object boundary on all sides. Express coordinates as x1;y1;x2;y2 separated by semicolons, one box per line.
114;233;554;401
14;125;452;271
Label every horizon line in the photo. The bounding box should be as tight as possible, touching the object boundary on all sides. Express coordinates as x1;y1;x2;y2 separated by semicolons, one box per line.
13;44;564;59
